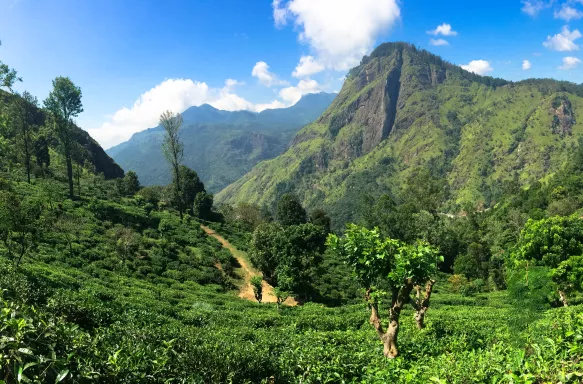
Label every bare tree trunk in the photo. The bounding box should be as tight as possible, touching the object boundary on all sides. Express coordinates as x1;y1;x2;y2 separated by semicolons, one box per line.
66;154;74;199
411;280;436;329
558;290;569;307
366;286;411;359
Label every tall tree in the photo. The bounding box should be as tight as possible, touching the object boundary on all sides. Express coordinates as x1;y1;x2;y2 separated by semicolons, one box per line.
178;165;205;212
10;91;38;183
160;111;184;220
43;77;83;199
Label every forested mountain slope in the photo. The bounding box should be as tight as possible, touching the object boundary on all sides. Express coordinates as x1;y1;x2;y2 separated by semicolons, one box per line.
0;90;123;179
217;42;583;224
107;92;336;192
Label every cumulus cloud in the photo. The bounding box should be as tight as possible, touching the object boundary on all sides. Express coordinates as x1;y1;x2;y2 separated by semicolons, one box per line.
554;5;583;20
427;23;458;36
252;61;288;87
429;38;449;46
521;0;552;16
460;60;493;75
272;0;288;27
273;0;400;71
87;78;279;149
543;26;581;51
522;60;532;70
278;78;321;104
558;56;582;69
293;55;325;78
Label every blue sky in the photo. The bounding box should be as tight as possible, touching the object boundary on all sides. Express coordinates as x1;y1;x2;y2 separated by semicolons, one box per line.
1;0;582;148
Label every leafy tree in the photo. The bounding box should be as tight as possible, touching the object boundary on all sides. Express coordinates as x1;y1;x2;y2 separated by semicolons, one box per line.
160;111;184;220
276;193;307;226
0;40;21;91
327;224;440;358
310;208;331;234
511;215;583;306
274;287;289;309
193;192;214;221
123;171;141;196
453;242;490;280
550;256;583;306
276;223;326;300
249;223;282;283
43;77;83;199
9;91;38;183
250;276;263;303
177;165;205;213
0;190;43;267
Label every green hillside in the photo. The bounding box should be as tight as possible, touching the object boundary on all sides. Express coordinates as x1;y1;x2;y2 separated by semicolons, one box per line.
107;92;336;192
217;42;583;224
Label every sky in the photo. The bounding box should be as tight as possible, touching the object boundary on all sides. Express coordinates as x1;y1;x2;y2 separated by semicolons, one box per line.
1;0;582;149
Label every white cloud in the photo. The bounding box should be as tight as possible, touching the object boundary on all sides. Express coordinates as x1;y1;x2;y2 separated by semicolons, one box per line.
555;5;583;20
87;78;279;148
274;0;401;71
521;0;551;16
252;61;288;87
279;78;321;104
558;56;582;69
254;100;287;112
272;0;288;27
460;60;493;75
543;26;581;51
522;60;532;70
429;38;449;46
427;23;458;36
293;55;325;77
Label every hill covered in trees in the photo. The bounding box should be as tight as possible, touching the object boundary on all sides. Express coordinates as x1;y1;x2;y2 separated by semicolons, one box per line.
107;92;336;192
217;42;583;224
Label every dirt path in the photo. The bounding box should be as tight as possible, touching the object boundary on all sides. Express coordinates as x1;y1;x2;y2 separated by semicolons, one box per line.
200;224;297;306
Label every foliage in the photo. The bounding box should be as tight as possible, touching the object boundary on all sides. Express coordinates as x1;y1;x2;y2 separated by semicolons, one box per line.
250;275;263;303
277;193;307;226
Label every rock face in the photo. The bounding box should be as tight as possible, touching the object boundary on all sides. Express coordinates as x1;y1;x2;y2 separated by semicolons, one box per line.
216;42;583;225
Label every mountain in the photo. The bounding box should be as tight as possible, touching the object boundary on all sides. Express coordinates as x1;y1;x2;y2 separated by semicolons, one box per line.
0;90;124;179
107;92;336;192
216;42;583;224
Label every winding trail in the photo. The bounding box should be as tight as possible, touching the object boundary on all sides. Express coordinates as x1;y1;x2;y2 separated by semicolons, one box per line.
200;224;297;306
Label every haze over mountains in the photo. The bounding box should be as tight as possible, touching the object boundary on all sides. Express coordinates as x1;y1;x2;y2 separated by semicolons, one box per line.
107;92;336;192
217;42;583;224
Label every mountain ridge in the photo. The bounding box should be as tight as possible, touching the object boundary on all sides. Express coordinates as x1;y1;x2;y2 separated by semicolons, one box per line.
216;42;583;224
107;92;336;191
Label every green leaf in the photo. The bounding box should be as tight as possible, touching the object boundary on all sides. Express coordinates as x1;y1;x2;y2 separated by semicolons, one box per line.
55;369;69;383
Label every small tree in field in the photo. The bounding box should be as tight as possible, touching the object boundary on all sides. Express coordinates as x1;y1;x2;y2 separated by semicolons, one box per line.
274;287;289;309
250;276;263;303
327;224;440;358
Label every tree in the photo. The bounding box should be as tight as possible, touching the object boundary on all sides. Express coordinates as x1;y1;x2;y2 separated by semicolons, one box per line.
310;208;331;234
193;192;214;221
550;256;583;306
0;40;22;91
123;171;141;196
274;287;289;309
9;91;38;183
277;193;307;226
44;77;83;199
249;223;282;284
276;223;326;300
511;215;583;306
250;276;263;303
177;166;205;213
0;190;43;268
160;111;184;220
327;224;440;358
